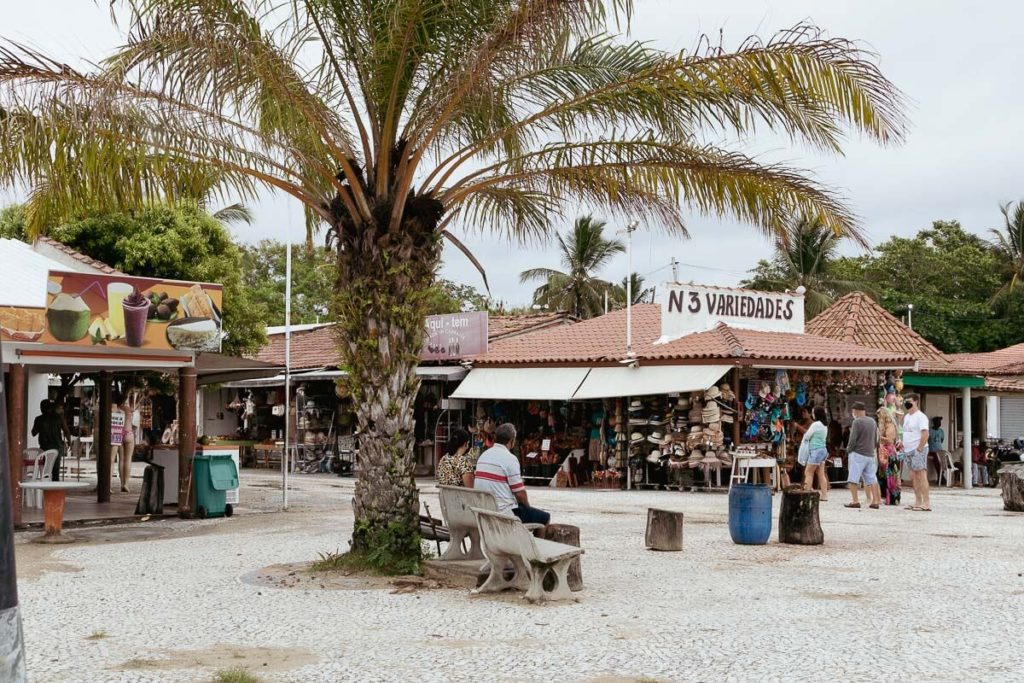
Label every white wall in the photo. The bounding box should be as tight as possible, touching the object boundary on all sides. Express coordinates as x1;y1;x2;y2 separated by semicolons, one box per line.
987;397;1000;439
201;387;238;438
25;370;49;448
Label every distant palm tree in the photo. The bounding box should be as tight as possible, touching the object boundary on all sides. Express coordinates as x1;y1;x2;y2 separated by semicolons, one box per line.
616;272;655;305
990;200;1024;305
521;216;624;319
742;215;866;317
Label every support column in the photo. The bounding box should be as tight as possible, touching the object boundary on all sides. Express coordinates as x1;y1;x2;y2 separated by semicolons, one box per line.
97;371;111;503
5;364;25;523
0;347;27;681
177;367;197;515
961;387;972;489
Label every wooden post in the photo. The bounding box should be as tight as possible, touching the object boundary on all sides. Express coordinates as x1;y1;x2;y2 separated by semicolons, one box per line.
97;371;112;504
645;508;684;551
731;369;741;446
1000;463;1024;511
779;487;824;545
542;524;582;591
178;367;197;516
5;364;25;523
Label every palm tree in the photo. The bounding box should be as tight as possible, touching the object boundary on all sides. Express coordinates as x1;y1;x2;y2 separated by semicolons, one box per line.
990;200;1024;306
621;272;655;305
0;4;906;570
521;216;623;318
742;215;868;317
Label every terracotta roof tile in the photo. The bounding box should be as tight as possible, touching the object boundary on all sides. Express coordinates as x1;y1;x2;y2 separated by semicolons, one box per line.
34;236;122;275
251;324;340;370
474;304;915;367
983;375;1024;392
806;292;946;363
250;312;576;369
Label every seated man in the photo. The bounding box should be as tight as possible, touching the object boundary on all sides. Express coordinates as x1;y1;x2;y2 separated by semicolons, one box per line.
474;423;551;526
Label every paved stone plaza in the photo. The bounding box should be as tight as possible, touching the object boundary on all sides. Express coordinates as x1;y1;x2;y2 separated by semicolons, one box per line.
15;472;1024;682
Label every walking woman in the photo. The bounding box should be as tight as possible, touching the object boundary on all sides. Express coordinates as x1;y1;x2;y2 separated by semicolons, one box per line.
800;407;830;501
877;406;900;505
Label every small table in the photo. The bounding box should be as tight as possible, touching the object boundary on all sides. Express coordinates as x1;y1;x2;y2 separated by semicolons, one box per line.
19;481;92;544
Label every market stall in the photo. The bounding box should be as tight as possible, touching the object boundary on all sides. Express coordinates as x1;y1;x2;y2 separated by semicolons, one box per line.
453;284;917;491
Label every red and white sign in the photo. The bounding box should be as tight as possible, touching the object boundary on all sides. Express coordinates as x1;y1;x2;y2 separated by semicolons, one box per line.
660;283;804;342
422;312;488;360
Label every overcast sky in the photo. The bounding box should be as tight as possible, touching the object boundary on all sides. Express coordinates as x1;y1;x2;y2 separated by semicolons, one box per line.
4;1;1023;306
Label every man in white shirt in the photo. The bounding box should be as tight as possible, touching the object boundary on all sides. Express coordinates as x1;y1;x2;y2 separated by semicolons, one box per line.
474;423;551;525
899;393;931;511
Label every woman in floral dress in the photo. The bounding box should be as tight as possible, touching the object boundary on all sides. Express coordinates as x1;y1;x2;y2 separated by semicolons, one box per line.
877;407;901;505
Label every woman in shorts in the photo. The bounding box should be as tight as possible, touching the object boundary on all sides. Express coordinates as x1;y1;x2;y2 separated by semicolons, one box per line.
799;407;830;501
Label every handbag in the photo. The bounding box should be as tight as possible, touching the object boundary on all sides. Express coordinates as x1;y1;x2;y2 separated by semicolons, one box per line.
797;439;809;466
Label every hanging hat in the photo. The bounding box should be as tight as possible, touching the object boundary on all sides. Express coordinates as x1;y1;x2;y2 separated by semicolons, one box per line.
704;385;722;400
630;432;645;443
721;413;734;424
689;424;703;433
647;431;664;444
718;450;733;467
646;449;662;464
675;397;690;410
629;400;643;412
688;448;703;462
701;451;721;465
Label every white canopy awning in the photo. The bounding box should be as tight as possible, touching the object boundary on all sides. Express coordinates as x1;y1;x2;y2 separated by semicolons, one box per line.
451;367;590;401
572;364;732;399
417;366;468;381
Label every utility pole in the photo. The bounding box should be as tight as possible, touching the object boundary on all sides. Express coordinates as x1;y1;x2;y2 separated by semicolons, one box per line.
283;228;292;510
1;343;28;681
622;220;639;358
671;257;679;282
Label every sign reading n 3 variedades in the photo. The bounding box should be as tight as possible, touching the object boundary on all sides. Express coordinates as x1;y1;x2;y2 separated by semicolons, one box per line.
0;270;223;353
660;283;804;341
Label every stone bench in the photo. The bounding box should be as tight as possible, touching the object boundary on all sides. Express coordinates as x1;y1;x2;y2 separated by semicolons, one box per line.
437;485;542;562
471;507;584;603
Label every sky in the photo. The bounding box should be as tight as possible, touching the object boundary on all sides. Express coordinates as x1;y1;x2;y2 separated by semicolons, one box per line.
3;1;1024;306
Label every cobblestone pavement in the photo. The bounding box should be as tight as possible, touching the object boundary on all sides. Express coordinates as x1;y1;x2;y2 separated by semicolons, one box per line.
15;472;1024;682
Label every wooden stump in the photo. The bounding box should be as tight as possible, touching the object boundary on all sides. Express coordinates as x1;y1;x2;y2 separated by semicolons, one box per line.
779;488;823;545
1000;463;1024;512
542;524;582;591
645;508;684;551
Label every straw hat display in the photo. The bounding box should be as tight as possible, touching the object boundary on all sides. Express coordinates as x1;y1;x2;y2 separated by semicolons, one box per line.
688;449;703;465
701;450;722;466
704;385;722;401
719;383;736;402
646;449;662;464
718;450;733;467
629;415;648;426
674;397;690;411
701;404;721;423
629;400;644;412
647;430;664;445
630;432;645;444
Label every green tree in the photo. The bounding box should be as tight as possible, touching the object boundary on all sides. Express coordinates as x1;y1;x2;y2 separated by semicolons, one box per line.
241;240;338;326
0;5;906;571
424;278;492;314
521;216;624;318
990;200;1024;305
52;204;267;355
613;272;654;306
0;204;26;240
864;221;1007;353
742;215;866;318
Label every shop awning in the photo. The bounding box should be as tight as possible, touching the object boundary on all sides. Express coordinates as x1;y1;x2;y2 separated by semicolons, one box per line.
416;366;468;381
195;353;281;386
573;364;732;399
451;367;590;400
903;373;985;389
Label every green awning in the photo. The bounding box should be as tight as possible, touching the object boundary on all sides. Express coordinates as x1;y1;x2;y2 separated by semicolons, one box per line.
902;373;984;389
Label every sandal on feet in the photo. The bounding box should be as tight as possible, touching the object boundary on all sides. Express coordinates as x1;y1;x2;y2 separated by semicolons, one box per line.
844;502;861;508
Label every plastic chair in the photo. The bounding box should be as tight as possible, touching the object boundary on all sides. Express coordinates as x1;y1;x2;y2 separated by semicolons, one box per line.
23;449;59;508
937;450;961;488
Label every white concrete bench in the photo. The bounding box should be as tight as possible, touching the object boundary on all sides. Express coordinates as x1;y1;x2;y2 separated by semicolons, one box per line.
471;507;584;603
437;485;542;562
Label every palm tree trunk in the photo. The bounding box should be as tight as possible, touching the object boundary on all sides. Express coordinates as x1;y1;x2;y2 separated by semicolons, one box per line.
334;211;441;573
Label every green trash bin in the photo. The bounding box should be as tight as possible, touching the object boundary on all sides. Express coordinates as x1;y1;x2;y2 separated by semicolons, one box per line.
192;453;239;519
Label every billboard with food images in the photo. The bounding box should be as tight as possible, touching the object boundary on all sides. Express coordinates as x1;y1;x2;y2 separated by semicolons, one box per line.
0;270;223;353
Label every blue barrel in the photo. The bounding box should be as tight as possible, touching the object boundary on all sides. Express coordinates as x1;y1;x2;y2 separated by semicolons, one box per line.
728;483;772;545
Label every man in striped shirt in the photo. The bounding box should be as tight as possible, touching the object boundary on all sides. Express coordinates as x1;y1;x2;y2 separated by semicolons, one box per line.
474;423;551;526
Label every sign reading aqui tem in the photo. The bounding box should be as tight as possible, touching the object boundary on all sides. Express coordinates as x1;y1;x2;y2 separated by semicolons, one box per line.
661;283;804;341
422;311;488;360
